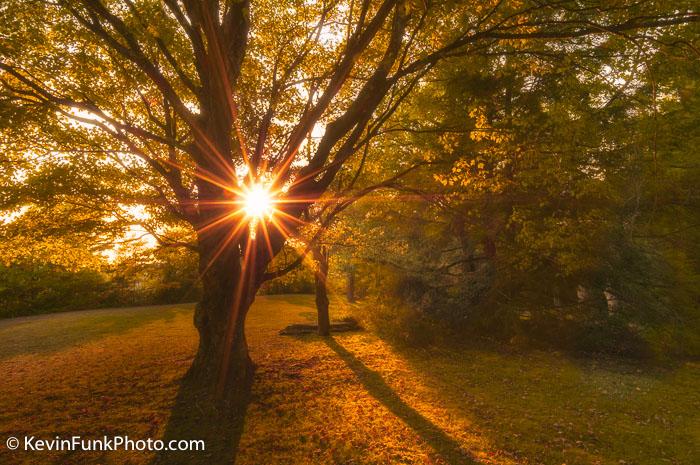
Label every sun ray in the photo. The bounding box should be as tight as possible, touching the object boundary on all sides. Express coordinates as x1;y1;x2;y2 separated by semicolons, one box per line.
161;157;240;196
272;208;313;226
216;235;257;397
199;220;250;278
267;213;299;241
259;217;275;260
196;208;243;236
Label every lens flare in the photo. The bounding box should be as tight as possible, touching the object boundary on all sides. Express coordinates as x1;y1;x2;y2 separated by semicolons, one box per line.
243;183;274;220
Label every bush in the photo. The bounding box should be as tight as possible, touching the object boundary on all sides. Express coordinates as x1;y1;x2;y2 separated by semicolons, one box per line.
354;299;442;348
0;248;202;318
357;262;697;359
0;263;111;318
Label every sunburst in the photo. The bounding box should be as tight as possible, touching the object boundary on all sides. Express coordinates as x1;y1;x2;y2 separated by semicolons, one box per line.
241;183;275;221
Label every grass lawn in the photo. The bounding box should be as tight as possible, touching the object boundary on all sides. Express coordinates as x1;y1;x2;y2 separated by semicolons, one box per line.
0;295;698;464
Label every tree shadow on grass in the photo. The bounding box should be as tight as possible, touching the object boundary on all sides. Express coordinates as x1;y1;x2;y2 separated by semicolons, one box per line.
150;376;250;465
324;337;480;465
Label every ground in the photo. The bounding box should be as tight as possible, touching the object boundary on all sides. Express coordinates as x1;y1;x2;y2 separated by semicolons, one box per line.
0;295;698;465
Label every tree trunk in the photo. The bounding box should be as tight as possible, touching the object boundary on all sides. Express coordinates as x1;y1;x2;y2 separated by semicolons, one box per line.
313;245;330;337
346;264;355;303
186;231;260;407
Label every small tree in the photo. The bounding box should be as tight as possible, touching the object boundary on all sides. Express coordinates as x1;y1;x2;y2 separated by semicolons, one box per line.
312;244;330;336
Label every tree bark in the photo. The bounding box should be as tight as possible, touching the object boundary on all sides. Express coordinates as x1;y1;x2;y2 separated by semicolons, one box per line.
346;264;355;303
313;245;330;337
186;227;259;407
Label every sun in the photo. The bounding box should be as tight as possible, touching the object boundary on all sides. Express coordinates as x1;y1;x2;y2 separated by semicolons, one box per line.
242;183;275;220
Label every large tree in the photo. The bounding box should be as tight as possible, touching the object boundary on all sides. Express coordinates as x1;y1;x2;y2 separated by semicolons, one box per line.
1;0;696;403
